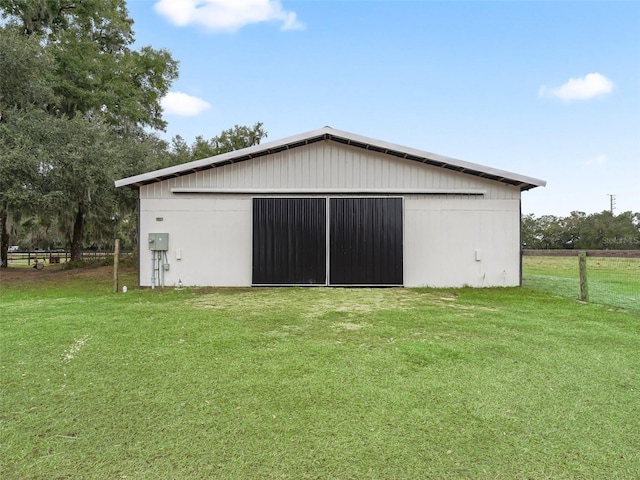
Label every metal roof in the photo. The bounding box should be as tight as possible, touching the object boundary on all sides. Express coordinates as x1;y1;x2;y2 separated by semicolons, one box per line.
115;126;546;191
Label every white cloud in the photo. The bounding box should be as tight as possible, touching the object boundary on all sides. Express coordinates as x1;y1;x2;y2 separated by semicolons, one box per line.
585;154;607;166
539;73;614;101
154;0;304;32
161;92;211;116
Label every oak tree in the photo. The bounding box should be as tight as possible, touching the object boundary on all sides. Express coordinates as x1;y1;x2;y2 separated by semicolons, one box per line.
0;0;178;262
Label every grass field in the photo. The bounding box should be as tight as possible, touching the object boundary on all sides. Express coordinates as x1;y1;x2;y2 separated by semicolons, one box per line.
523;256;640;310
1;266;639;479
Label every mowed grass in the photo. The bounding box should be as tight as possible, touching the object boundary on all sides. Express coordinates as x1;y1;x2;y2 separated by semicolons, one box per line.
1;267;639;479
523;256;640;310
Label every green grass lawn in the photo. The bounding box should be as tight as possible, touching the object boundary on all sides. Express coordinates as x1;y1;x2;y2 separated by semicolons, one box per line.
2;267;639;479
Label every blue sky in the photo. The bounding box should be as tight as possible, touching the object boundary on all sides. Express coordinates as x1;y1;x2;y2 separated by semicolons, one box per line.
126;0;639;217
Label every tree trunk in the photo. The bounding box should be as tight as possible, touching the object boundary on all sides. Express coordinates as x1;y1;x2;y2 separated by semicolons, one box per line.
70;203;86;262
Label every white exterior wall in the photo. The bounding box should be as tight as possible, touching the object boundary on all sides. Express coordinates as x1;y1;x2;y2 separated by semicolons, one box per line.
140;142;519;201
137;141;522;288
404;197;521;287
140;196;252;287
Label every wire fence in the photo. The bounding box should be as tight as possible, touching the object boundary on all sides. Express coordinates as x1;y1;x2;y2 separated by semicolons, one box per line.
5;250;126;268
522;250;640;310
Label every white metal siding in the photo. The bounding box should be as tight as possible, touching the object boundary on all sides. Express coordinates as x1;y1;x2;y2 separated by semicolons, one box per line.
136;141;522;288
139;197;252;287
404;197;521;287
139;142;519;201
139;194;520;288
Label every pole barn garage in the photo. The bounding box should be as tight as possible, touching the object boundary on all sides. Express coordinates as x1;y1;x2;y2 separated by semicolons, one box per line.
115;127;545;288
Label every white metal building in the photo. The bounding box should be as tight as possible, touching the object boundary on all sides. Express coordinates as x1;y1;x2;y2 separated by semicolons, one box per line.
115;127;545;288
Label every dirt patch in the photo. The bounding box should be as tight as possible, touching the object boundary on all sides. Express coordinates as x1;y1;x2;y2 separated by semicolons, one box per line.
0;265;135;286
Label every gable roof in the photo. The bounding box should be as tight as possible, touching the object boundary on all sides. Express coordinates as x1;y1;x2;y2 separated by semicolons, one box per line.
115;126;546;191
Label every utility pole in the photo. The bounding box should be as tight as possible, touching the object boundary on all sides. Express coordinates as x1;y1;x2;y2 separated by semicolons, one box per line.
606;194;616;215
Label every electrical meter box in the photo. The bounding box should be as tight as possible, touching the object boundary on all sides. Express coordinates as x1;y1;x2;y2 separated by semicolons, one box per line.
148;233;169;251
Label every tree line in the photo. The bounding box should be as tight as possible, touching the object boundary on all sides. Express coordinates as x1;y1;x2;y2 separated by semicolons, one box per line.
522;210;640;250
0;1;266;266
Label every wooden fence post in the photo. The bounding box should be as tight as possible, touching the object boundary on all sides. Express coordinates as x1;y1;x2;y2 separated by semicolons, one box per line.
579;251;588;302
113;239;120;293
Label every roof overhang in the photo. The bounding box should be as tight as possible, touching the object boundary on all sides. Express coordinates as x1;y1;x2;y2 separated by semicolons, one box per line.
115;127;546;191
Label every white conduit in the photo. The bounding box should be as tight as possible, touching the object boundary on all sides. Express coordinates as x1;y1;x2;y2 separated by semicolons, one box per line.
151;250;156;289
151;250;168;288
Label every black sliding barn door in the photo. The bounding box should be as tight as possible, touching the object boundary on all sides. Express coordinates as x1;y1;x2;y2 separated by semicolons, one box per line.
252;198;326;285
329;198;403;285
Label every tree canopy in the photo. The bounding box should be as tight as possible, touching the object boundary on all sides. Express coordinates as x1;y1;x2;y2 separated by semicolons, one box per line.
522;211;640;250
0;0;178;264
0;23;267;262
169;122;268;165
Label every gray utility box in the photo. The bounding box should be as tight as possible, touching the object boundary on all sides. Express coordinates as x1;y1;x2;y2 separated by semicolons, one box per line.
148;233;169;251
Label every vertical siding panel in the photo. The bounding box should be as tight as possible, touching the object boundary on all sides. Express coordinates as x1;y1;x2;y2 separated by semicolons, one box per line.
330;198;403;285
325;143;334;188
252;198;326;284
253;158;260;188
294;148;302;187
279;153;285;187
259;158;265;187
412;164;420;188
344;147;353;188
432;169;441;189
355;149;364;188
246;160;254;187
228;162;237;187
385;157;392;188
296;148;313;188
346;146;353;188
273;152;280;187
332;143;340;188
276;151;284;188
313;144;323;188
235;161;244;188
367;154;376;188
291;149;298;187
338;143;345;187
302;147;311;188
261;156;269;188
269;154;277;188
342;149;349;188
385;157;393;188
334;145;343;188
146;143;517;200
405;164;413;189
